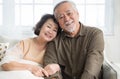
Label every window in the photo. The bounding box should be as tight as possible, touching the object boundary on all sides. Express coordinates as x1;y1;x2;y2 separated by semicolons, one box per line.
15;0;53;26
71;0;114;35
0;0;114;39
14;0;53;39
0;0;2;26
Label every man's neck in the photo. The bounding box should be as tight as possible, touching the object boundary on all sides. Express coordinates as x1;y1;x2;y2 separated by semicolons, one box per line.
66;24;80;37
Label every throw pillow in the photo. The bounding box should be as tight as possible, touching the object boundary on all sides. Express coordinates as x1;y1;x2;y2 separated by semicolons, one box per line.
0;43;9;61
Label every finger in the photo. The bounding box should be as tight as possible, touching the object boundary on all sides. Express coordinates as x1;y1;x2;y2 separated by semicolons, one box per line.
35;70;44;77
44;65;51;70
41;69;49;77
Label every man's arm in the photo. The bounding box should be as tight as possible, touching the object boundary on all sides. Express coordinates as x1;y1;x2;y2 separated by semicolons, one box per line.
81;28;104;79
44;64;60;75
43;41;62;79
44;41;57;66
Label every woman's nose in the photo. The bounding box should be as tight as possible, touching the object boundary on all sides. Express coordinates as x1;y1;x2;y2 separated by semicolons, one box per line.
48;29;53;34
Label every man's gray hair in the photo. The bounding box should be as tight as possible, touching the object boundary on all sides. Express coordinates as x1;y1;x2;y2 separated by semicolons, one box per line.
53;0;78;18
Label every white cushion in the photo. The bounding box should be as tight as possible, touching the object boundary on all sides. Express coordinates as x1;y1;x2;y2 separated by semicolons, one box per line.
0;70;44;79
0;43;9;61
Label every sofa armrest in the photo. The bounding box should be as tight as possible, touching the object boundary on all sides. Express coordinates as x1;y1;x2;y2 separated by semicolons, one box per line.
103;61;117;79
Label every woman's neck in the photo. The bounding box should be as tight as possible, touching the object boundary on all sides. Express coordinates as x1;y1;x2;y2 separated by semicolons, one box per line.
34;37;47;50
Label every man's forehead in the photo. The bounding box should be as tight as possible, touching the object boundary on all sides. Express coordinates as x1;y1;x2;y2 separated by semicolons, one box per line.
56;9;72;15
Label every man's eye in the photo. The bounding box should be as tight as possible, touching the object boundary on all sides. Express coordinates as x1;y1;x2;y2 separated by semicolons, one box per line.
57;15;64;20
59;16;64;19
67;12;72;16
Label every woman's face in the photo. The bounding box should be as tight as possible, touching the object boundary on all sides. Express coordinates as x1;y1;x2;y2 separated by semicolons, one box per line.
39;19;58;42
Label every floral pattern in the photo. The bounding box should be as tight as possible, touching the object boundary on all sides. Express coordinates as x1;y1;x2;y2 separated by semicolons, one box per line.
0;43;9;61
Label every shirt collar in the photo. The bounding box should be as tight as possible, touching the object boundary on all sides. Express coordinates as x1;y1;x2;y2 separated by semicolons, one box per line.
62;22;86;39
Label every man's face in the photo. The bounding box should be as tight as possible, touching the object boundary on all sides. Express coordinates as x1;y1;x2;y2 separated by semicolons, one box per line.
54;2;79;33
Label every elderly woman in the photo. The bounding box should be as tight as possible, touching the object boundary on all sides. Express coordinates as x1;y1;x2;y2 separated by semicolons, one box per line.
0;14;61;79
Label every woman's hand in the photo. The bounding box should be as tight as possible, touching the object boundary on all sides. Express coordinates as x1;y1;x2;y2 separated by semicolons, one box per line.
28;65;49;77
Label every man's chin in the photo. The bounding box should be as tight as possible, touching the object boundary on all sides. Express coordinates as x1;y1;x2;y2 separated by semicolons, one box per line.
65;25;76;33
64;29;75;35
66;28;75;33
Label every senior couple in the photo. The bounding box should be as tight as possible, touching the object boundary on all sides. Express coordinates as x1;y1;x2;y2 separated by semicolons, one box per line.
0;1;104;79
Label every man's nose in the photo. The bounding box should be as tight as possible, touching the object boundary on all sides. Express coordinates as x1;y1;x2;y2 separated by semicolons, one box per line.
64;15;69;22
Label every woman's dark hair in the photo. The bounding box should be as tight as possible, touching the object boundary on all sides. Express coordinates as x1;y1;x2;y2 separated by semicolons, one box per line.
33;14;61;36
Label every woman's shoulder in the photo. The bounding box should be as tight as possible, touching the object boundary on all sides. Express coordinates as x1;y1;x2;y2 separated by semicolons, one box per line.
22;38;33;42
17;38;34;48
20;38;33;44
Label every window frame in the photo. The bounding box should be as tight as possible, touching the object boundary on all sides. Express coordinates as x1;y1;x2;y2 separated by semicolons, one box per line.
0;0;115;39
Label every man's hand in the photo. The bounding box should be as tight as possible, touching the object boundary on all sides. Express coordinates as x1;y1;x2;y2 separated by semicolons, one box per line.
44;64;60;75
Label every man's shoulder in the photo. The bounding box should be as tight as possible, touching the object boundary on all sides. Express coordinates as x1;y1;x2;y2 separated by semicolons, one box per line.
83;25;103;34
51;32;65;44
55;31;64;38
84;25;101;30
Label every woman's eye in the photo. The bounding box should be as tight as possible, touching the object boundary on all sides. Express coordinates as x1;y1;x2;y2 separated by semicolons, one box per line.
47;25;51;28
53;29;57;32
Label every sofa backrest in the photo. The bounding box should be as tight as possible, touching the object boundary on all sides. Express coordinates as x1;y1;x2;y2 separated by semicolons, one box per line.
0;35;20;48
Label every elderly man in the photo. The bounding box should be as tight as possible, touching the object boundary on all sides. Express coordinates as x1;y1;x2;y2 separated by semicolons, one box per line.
44;1;104;79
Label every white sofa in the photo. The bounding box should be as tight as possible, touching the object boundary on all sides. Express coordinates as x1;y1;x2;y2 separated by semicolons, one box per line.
0;35;118;79
0;35;20;68
0;35;44;79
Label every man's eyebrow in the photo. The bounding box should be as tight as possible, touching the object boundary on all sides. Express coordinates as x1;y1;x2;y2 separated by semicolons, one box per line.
57;10;71;16
66;9;71;12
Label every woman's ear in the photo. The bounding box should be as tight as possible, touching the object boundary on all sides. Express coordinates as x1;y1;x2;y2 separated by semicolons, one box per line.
38;28;41;35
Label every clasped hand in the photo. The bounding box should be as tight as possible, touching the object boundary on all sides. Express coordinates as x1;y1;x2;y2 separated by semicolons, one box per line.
29;64;60;77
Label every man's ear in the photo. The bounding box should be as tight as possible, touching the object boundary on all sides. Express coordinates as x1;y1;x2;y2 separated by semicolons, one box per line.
76;10;79;21
77;10;79;17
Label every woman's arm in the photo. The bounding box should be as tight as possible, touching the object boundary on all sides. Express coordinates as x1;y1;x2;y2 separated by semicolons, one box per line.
2;61;48;77
1;40;48;77
2;61;30;71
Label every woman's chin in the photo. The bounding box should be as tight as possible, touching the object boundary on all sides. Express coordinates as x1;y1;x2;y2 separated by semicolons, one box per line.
45;38;53;42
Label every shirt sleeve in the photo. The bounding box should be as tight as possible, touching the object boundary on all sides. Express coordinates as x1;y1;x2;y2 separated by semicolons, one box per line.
0;41;24;65
43;41;58;66
81;28;104;79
